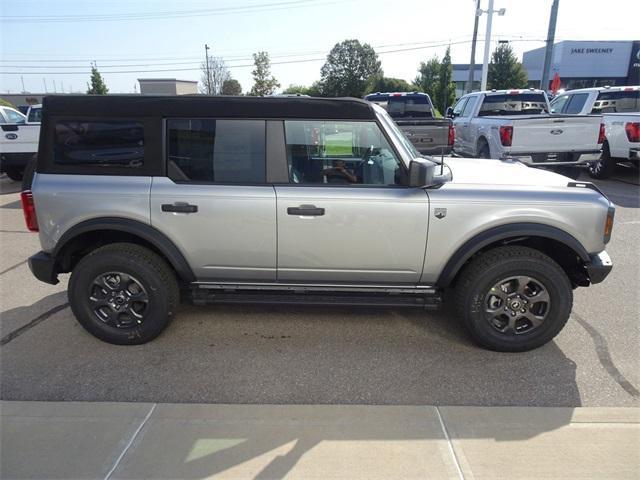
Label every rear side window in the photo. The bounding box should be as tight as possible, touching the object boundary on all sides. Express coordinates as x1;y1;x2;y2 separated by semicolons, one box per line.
593;90;640;113
167;119;265;183
28;107;42;123
54;121;144;167
479;94;549;116
564;93;589;114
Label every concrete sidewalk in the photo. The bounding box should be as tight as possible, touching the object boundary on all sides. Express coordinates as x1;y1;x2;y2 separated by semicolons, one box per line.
1;402;638;479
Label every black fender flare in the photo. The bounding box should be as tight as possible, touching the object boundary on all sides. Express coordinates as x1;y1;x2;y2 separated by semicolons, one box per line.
436;222;590;287
53;217;195;282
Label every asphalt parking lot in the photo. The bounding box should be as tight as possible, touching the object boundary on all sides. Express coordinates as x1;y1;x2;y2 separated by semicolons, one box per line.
1;167;638;407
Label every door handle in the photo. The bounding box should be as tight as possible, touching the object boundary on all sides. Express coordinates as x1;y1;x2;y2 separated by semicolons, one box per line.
287;205;325;216
161;203;198;213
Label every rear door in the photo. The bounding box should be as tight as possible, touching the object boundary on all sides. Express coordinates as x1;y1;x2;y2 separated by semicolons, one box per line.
150;118;277;282
275;119;429;285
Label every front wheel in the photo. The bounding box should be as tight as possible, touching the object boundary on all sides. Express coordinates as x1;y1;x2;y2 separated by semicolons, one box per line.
68;243;179;345
454;246;572;352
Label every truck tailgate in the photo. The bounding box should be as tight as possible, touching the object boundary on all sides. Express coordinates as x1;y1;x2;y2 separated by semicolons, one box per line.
395;119;450;153
503;115;601;153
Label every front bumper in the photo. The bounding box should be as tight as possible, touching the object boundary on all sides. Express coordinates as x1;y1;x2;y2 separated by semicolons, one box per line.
28;251;59;285
586;251;613;285
505;150;601;167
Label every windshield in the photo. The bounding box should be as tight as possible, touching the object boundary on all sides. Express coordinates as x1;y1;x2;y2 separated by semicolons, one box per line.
593;90;640;113
479;93;549;116
368;95;433;119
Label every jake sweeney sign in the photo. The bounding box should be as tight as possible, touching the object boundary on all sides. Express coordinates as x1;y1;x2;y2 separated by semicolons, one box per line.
571;47;614;55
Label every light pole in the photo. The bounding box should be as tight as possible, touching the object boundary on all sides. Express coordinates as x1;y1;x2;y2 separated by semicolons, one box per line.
467;0;482;93
478;0;506;91
204;44;211;94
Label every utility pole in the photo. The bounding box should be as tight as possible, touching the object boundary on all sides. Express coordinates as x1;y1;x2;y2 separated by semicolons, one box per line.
21;76;26;93
204;44;211;94
540;0;560;91
43;78;47;93
479;0;506;91
467;0;481;93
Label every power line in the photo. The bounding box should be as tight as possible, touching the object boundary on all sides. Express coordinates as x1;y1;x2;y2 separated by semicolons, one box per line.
0;0;349;23
0;38;547;76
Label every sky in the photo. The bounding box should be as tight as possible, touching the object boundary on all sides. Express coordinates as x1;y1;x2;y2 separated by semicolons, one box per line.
1;0;639;95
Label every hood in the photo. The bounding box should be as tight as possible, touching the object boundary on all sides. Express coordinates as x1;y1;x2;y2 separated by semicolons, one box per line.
444;157;570;187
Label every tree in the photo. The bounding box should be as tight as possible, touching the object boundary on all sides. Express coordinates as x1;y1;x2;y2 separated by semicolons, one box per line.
221;79;242;95
249;51;280;96
415;57;440;99
436;46;456;113
365;75;414;94
200;55;231;94
86;63;108;95
487;43;528;90
282;82;322;96
320;39;382;97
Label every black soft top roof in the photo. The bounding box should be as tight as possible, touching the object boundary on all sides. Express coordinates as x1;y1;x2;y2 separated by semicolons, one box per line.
42;95;376;120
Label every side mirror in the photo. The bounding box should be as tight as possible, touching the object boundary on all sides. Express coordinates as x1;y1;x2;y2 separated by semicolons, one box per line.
409;158;438;188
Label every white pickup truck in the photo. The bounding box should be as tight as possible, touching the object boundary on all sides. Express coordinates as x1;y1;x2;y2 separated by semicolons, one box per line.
449;89;603;174
0;104;41;181
548;86;639;179
588;113;640;178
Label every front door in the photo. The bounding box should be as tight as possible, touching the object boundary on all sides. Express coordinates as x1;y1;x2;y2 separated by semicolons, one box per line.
151;118;276;282
275;119;429;285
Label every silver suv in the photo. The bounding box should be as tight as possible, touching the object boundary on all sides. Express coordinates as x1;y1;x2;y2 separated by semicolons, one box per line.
22;95;614;351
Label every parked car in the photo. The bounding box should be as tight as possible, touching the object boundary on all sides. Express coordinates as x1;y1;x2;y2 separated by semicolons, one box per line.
448;89;603;176
0;105;40;181
24;95;614;352
550;85;639;116
588;113;640;178
364;92;454;155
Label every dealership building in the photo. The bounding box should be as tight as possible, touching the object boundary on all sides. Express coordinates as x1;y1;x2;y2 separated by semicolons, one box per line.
453;40;640;95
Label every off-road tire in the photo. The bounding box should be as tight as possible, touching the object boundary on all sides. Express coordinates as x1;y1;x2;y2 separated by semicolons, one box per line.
68;243;179;345
454;246;573;352
588;142;616;179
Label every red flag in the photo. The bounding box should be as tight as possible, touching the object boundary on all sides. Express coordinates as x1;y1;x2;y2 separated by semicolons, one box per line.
550;72;561;94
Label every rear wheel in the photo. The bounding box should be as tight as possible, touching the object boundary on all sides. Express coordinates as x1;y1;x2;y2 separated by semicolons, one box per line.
454;246;572;352
4;167;23;181
68;243;179;345
589;143;616;179
477;140;491;159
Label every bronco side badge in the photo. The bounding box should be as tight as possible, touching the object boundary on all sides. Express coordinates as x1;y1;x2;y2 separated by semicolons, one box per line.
434;208;447;219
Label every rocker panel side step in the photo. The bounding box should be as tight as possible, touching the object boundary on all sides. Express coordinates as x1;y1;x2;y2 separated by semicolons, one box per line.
189;289;442;309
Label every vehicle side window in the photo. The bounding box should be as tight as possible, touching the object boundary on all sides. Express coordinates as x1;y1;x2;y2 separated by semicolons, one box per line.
54;121;144;168
550;94;570;113
28;107;42;123
452;98;468;117
167;119;266;183
5;109;26;124
564;93;589;114
284;120;405;186
461;97;478;117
